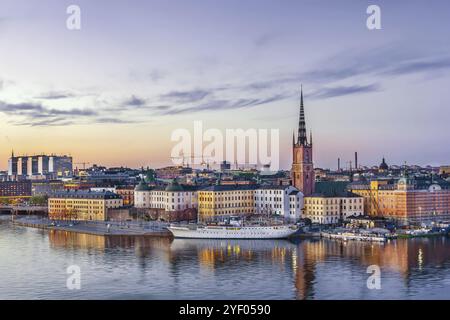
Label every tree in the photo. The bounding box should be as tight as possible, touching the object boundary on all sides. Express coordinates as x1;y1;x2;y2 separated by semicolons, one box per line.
30;195;48;206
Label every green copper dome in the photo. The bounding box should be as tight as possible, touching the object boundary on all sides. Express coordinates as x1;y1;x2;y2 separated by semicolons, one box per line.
135;180;151;191
165;179;184;192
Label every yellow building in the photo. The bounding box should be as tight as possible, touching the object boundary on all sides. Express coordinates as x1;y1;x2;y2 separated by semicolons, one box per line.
198;185;257;222
349;178;450;223
303;193;364;224
48;190;123;221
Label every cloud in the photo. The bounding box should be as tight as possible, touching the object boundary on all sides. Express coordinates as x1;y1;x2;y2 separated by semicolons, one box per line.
36;91;76;100
157;93;291;116
237;44;450;99
254;33;277;47
382;57;450;76
0;100;98;126
309;84;381;100
94;117;142;124
160;89;211;103
125;95;146;107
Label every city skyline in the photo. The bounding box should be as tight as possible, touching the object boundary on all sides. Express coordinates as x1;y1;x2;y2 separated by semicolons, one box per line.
1;0;450;170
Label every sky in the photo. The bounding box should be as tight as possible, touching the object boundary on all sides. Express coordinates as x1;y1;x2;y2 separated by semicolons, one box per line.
1;0;450;170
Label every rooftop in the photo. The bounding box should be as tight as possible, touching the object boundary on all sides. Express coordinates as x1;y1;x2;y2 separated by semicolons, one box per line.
49;190;121;200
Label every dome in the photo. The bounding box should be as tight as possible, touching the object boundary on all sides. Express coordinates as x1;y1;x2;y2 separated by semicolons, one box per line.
165;179;184;192
379;157;388;170
135;180;151;191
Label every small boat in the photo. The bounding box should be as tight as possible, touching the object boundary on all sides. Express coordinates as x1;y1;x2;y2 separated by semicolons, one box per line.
321;231;387;242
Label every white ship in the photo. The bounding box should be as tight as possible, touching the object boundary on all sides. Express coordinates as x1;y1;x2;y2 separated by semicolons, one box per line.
167;218;298;239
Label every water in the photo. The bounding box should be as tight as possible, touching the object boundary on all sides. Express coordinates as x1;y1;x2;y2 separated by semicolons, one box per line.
1;217;449;300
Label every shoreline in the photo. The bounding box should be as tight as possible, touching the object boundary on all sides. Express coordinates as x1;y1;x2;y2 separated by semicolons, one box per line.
9;217;172;237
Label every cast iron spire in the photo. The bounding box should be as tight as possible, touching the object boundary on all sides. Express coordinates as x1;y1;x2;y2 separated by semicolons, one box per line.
297;85;308;146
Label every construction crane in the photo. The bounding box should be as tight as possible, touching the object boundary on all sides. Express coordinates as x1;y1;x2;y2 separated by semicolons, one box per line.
170;153;214;168
74;162;91;170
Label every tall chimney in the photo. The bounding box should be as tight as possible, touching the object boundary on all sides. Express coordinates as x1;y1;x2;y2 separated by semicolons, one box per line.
338;158;340;171
355;152;358;170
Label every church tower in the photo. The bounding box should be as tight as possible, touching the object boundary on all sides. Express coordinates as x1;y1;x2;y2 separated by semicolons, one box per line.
291;86;315;196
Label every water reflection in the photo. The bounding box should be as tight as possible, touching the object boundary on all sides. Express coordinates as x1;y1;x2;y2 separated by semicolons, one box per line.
1;222;449;299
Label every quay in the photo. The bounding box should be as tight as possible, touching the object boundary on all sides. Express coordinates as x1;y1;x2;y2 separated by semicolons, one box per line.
9;216;172;237
321;231;387;242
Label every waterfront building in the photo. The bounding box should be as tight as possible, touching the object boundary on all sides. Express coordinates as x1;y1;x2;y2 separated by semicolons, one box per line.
349;175;450;223
0;181;32;199
197;184;258;222
31;180;65;197
254;185;303;221
8;152;73;179
291;87;315;196
48;190;123;221
134;179;198;211
303;183;364;224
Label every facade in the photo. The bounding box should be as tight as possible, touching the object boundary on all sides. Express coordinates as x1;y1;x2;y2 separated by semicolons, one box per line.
134;180;198;211
198;184;258;222
31;180;65;196
303;193;364;224
0;181;32;198
115;186;135;206
8;152;73;179
254;185;303;221
291;88;315;196
48;190;123;221
349;177;450;223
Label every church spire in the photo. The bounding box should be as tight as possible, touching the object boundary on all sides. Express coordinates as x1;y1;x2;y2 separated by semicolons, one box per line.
297;85;308;146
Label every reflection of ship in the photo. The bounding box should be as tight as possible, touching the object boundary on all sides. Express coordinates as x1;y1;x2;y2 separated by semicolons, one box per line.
170;238;296;251
168;224;298;239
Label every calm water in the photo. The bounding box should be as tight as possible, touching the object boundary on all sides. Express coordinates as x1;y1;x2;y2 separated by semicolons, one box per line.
1;217;449;300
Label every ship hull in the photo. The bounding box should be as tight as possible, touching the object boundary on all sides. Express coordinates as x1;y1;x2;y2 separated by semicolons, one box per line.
167;225;298;239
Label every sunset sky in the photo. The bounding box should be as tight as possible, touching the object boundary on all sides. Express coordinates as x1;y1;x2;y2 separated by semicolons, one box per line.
1;0;450;170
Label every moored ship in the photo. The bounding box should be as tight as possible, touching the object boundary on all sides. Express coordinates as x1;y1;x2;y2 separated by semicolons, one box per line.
167;217;298;239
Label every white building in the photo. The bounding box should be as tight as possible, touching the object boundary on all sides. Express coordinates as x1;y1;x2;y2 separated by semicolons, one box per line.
134;180;198;212
254;185;303;221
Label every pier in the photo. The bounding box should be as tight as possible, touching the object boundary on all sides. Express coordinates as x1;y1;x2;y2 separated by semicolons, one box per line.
10;216;172;237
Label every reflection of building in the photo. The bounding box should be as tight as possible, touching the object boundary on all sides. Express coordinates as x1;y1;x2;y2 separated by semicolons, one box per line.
291;88;315;196
198;184;258;222
349;176;450;223
8;152;73;179
48;190;123;221
254;185;303;220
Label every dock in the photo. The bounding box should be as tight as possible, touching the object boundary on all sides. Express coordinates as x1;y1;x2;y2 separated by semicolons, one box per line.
10;217;172;237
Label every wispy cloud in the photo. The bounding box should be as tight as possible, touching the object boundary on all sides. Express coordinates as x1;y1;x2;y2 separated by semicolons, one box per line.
160;89;211;103
309;84;381;100
0;100;97;126
35;91;76;100
157;93;291;115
